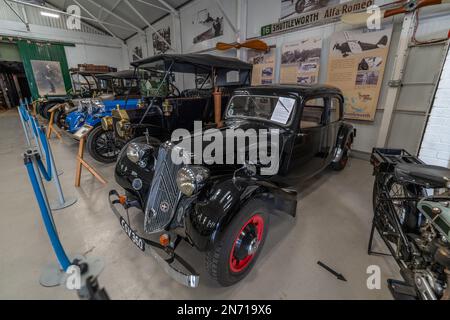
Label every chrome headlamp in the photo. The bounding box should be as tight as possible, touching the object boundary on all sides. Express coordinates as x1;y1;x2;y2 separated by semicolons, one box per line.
176;166;210;197
126;142;152;167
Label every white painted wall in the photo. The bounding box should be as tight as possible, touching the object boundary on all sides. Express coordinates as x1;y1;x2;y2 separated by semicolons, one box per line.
420;48;450;168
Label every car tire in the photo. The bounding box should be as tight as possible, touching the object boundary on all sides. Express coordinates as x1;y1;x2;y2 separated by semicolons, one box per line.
87;126;124;164
53;108;65;128
205;199;269;287
331;137;353;171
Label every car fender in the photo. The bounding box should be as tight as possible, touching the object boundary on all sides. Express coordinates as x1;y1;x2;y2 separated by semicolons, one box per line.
84;116;102;128
66;111;86;133
186;177;297;251
332;123;356;163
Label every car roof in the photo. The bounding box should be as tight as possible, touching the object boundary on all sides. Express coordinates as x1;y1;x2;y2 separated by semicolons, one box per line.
131;53;253;73
233;84;343;98
96;70;151;80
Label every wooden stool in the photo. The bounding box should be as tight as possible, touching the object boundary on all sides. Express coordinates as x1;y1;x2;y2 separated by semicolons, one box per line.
75;129;107;187
46;104;63;141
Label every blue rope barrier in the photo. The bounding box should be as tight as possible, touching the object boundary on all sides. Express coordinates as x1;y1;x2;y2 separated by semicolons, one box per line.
29;116;53;181
19;105;30;122
25;156;71;271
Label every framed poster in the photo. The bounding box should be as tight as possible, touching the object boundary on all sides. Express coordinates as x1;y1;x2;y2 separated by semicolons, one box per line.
30;60;67;96
326;28;392;121
152;27;171;54
248;48;277;85
280;0;340;20
280;37;322;85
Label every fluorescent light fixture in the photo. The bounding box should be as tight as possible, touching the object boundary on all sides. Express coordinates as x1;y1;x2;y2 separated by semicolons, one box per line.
40;11;60;19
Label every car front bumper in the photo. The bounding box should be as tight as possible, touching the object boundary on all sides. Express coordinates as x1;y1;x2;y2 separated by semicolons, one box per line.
108;190;199;288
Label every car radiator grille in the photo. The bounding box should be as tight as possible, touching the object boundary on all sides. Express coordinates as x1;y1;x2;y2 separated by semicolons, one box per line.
144;143;182;233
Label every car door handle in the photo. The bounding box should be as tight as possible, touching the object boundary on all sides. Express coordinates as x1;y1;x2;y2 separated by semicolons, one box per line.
297;133;307;138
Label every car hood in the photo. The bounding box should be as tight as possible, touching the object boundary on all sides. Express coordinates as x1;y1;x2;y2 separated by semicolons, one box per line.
170;119;289;175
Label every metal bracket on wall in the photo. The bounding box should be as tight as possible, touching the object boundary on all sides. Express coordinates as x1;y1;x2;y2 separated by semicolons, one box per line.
388;80;403;87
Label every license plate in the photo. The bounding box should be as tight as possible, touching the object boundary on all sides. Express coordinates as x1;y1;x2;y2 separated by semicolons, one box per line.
120;217;145;251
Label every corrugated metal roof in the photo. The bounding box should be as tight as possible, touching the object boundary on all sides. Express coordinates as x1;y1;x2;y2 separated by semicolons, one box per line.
1;0;192;40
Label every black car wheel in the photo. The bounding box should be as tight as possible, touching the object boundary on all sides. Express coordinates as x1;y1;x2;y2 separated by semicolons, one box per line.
206;199;269;287
332;137;353;171
87;126;124;163
53;108;66;129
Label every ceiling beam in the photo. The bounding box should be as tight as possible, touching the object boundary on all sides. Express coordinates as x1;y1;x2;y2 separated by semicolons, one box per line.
84;0;145;34
124;0;173;50
132;0;172;14
98;0;123;22
72;0;123;42
3;0;29;30
157;0;178;15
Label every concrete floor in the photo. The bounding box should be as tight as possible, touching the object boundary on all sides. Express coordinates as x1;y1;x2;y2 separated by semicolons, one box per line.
0;109;401;300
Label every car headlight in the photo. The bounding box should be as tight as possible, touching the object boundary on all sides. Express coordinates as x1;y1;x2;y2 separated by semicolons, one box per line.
101;116;113;131
126;142;152;166
176;166;210;197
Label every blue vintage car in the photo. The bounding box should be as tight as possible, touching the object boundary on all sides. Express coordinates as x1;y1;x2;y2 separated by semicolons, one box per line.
64;98;140;134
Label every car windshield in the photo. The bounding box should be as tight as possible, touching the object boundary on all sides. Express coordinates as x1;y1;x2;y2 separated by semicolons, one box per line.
226;95;296;125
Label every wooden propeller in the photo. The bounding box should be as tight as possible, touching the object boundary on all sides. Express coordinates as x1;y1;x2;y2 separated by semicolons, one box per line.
216;39;269;52
341;0;450;25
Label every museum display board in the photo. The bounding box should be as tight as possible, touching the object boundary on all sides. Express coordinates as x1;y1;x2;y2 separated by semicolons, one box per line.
248;47;277;85
326;28;393;121
280;37;322;85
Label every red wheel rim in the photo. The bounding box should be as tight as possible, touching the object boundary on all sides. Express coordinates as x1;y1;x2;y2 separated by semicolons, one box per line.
229;214;264;273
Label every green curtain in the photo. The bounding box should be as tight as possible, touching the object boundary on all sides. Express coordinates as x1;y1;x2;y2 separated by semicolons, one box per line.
17;41;72;99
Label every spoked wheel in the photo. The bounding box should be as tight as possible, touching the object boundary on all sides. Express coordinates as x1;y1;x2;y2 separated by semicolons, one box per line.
206;199;269;287
372;174;423;262
53;109;66;129
87;126;124;163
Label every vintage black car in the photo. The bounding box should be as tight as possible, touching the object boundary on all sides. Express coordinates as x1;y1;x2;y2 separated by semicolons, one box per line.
102;54;253;146
109;84;356;288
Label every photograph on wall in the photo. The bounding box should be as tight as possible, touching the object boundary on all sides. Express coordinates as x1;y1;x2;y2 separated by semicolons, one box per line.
326;28;392;121
280;37;322;85
280;0;340;20
192;9;224;44
30;60;66;96
131;45;143;62
248;48;276;85
152;27;171;54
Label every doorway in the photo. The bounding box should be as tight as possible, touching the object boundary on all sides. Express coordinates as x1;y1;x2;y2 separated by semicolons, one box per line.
0;61;31;110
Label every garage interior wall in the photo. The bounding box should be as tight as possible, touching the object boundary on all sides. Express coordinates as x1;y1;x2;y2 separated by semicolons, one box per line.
420;46;450;168
0;2;128;71
125;0;450;156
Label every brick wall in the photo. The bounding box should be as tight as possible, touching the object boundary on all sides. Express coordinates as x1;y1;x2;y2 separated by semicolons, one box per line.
420;48;450;168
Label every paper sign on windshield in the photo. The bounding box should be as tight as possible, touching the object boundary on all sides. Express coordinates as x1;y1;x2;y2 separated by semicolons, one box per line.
271;97;295;124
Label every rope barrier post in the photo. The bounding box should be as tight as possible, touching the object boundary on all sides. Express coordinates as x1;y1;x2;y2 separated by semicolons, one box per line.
75;130;107;187
28;113;77;210
23;149;107;299
48;140;77;211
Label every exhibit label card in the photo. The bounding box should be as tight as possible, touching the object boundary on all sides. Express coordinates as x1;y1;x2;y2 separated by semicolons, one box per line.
271;97;296;124
326;28;393;121
280;37;322;85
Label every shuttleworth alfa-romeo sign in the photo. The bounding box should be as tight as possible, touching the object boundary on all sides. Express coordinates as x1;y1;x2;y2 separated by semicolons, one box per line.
261;0;375;37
